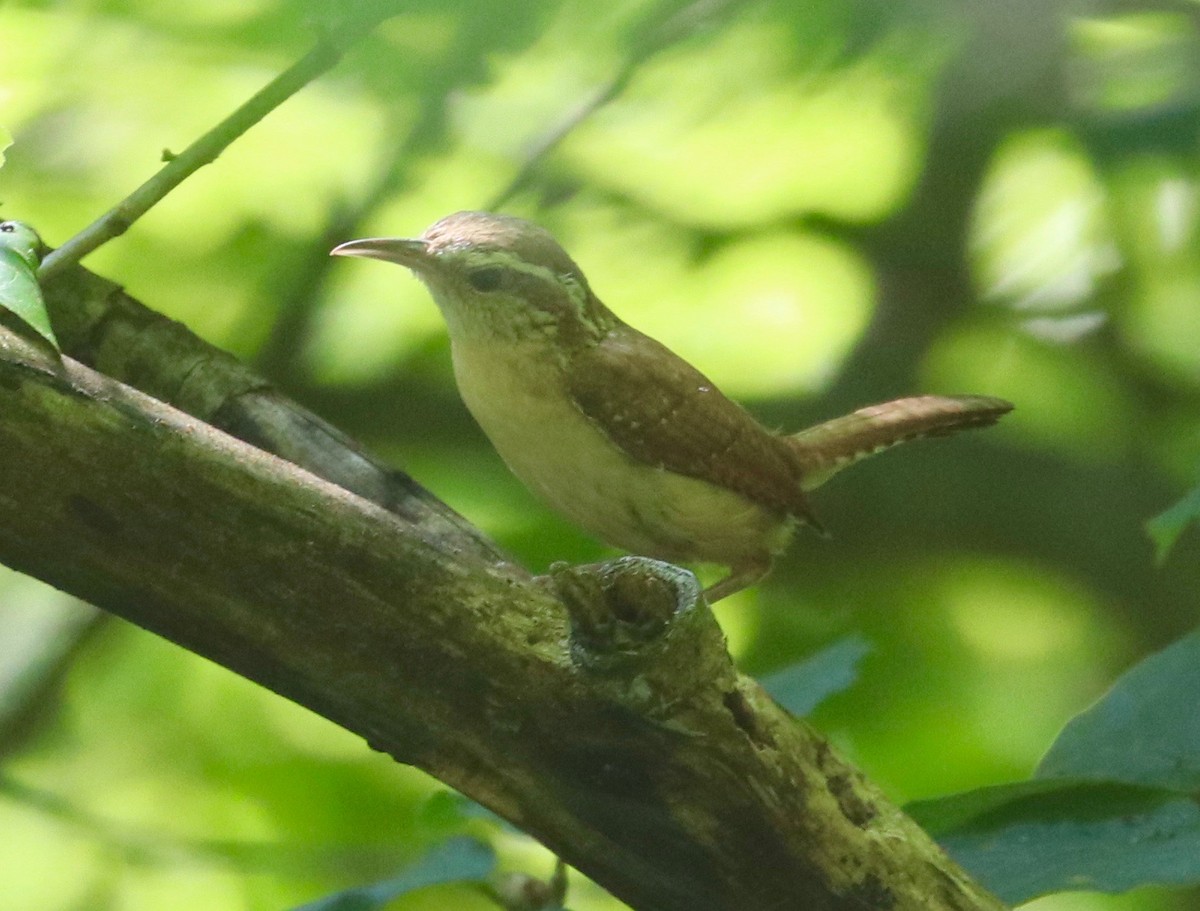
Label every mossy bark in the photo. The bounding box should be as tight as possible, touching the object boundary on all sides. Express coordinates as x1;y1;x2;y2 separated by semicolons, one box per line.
0;270;1006;910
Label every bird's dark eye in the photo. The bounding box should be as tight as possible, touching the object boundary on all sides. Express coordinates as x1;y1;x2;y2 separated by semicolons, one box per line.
0;223;14;233
466;267;503;292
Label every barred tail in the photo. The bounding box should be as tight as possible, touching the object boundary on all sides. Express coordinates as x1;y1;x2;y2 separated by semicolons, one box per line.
787;394;1012;491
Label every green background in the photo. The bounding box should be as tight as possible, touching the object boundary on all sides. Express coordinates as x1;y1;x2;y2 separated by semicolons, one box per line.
1;1;1198;908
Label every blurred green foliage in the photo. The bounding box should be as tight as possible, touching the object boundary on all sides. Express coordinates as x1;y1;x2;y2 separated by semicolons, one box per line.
1;0;1199;909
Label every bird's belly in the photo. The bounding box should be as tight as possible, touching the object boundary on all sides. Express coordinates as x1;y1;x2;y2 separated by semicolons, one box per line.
450;342;792;565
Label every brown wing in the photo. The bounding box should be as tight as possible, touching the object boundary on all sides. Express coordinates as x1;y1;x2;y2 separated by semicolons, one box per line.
566;326;818;525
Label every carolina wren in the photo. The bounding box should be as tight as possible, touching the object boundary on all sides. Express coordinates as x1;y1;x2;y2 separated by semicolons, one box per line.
332;212;1011;602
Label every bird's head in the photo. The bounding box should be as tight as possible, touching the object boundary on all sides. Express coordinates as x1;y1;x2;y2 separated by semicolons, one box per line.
332;211;614;344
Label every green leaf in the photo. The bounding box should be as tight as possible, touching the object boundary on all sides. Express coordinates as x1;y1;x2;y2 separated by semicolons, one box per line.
1036;625;1200;791
0;220;59;349
908;628;1200;903
0;220;39;270
289;837;495;910
759;634;871;716
907;778;1073;834
909;780;1200;904
1147;484;1200;565
0;125;12;167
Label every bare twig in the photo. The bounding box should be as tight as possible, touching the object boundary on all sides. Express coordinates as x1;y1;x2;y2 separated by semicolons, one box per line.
37;13;395;282
486;71;634;213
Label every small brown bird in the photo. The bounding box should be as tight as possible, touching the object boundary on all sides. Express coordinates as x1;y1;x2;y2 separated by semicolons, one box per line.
333;212;1011;602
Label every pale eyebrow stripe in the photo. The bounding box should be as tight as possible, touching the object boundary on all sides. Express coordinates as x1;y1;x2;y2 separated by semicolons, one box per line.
452;250;589;314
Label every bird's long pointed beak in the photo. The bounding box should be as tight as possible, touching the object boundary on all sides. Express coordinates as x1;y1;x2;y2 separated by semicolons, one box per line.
330;237;430;268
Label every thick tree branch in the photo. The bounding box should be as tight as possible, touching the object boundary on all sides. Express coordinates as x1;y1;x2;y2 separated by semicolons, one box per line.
0;319;1002;911
39;263;505;567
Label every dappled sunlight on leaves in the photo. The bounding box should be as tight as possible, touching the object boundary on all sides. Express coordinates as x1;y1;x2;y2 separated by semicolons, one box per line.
612;228;875;398
1070;13;1200;116
970;128;1118;322
559;18;930;226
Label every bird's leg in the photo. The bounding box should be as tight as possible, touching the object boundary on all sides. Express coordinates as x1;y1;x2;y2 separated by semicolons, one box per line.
702;556;772;603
